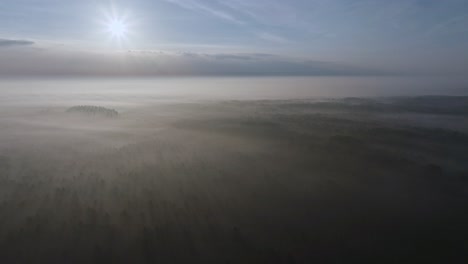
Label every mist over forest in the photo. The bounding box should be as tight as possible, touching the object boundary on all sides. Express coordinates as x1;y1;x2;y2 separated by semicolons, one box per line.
0;78;467;263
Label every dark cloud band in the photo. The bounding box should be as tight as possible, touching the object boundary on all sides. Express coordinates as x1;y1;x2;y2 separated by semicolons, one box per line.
0;38;35;47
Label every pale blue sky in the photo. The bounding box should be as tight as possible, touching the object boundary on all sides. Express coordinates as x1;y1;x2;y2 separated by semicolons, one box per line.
1;0;467;76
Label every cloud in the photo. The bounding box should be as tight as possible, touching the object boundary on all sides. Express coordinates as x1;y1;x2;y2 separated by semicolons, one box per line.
163;0;244;24
0;38;35;47
0;45;383;77
425;14;468;36
219;0;301;26
257;32;291;44
163;0;304;28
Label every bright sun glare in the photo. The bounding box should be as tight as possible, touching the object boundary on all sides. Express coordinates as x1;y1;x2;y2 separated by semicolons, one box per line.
100;6;135;45
107;18;128;39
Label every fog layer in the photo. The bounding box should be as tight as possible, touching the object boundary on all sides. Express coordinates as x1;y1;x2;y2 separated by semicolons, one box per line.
0;78;467;263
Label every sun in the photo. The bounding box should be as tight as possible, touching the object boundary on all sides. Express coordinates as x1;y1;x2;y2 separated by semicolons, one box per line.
106;18;128;39
100;7;133;44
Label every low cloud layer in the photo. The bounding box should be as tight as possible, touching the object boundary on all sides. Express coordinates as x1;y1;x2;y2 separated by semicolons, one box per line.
0;38;35;48
0;43;382;77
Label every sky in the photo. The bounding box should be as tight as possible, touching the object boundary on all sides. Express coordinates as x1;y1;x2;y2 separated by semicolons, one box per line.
0;0;467;77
